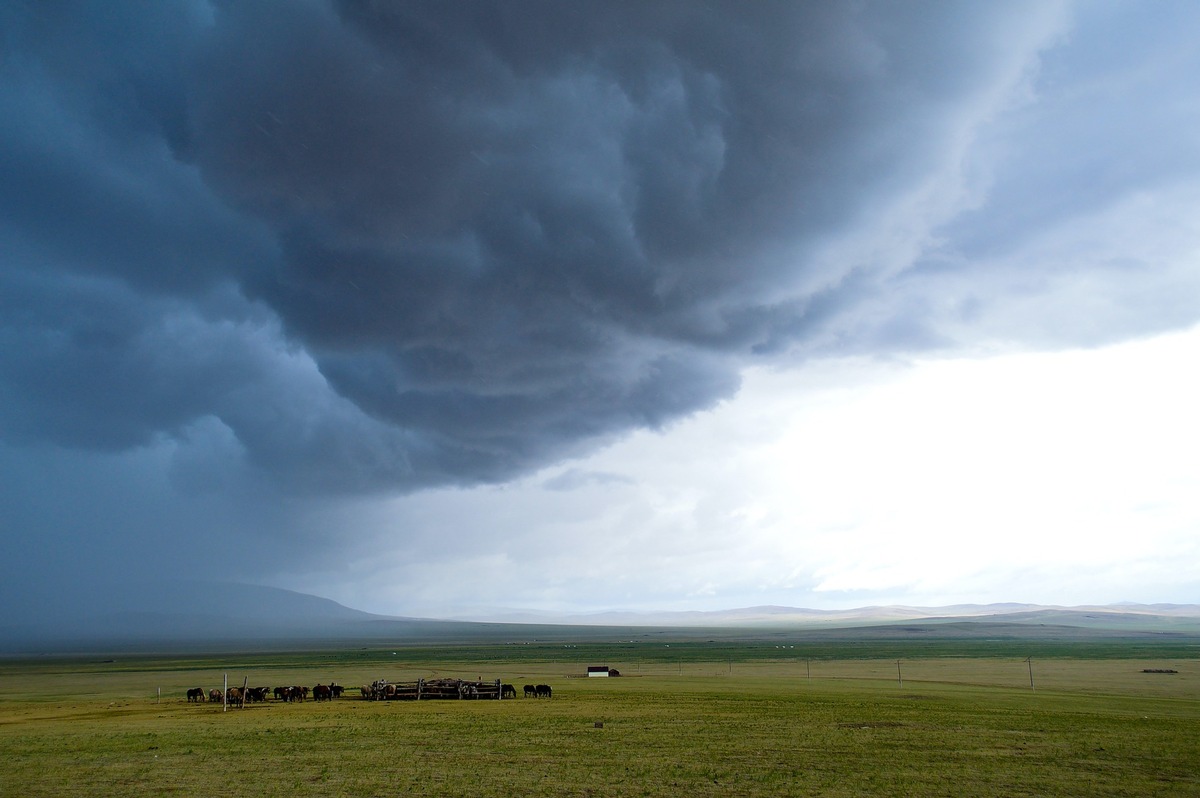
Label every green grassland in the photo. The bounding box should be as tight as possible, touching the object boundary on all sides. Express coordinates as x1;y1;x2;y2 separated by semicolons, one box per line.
2;636;1198;797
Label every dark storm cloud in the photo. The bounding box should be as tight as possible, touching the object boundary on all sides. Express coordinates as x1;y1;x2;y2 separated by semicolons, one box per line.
0;271;421;492
2;0;1073;498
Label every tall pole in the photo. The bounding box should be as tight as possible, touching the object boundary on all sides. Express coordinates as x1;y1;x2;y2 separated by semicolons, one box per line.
1026;657;1035;691
223;673;228;712
896;660;903;688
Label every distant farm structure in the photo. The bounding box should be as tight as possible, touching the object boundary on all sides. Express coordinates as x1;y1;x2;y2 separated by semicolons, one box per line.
586;666;619;677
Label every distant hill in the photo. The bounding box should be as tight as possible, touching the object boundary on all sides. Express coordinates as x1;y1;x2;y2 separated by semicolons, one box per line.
0;579;596;652
458;602;1200;633
0;579;397;651
3;579;1198;653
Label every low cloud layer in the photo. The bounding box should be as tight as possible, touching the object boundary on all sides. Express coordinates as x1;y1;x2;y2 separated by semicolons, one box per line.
3;2;1200;613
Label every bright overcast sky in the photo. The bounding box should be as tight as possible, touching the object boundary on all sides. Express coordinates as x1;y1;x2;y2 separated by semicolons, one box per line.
2;1;1199;621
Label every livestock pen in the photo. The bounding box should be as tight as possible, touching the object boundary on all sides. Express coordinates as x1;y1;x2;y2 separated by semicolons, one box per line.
363;677;504;700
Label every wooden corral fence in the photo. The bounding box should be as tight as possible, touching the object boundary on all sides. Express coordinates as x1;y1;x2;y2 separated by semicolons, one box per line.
363;678;504;701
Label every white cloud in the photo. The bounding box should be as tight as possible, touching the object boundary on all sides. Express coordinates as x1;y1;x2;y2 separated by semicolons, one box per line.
289;325;1200;616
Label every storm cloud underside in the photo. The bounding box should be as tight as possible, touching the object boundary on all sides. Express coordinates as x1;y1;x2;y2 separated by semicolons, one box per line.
3;1;1199;615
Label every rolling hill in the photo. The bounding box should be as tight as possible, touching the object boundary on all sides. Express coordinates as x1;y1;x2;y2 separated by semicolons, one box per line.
3;578;1198;653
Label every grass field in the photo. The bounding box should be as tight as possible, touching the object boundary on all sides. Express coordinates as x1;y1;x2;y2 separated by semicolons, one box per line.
2;640;1198;797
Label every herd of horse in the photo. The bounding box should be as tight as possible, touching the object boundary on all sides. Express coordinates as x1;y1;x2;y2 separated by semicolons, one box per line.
185;683;344;705
186;680;552;704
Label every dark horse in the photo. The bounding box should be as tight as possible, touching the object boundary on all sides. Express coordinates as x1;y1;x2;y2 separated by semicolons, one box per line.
186;687;205;703
523;684;536;698
501;683;517;699
535;684;552;698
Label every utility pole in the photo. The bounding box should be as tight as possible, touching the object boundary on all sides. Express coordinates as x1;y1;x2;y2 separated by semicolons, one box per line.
1026;657;1035;691
896;660;903;688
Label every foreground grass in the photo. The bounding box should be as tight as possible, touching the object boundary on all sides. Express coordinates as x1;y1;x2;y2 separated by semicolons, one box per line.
1;651;1197;797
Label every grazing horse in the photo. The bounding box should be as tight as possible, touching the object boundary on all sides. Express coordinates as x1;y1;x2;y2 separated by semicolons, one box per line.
312;684;332;702
535;684;552;698
186;687;205;703
330;683;344;699
501;684;517;699
283;685;307;702
279;681;307;700
360;684;375;700
208;689;222;703
523;684;537;698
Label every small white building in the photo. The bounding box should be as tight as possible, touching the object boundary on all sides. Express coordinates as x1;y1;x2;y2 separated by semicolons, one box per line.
586;666;610;677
